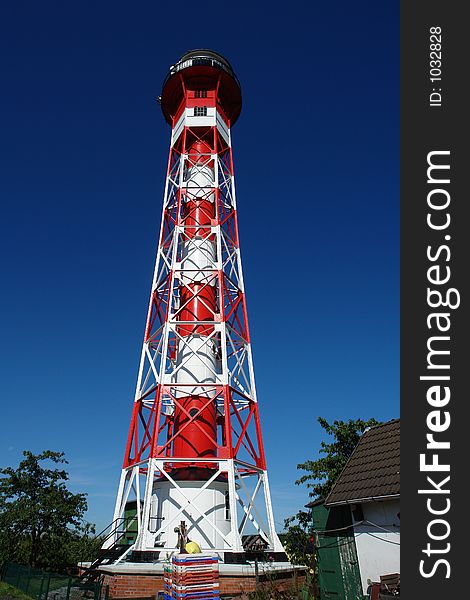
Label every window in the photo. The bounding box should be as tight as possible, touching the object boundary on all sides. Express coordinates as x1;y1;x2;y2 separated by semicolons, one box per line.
193;58;211;67
224;490;230;520
352;503;364;522
194;106;207;117
195;90;207;98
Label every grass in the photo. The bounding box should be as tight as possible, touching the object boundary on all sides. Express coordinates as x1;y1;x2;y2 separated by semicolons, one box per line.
0;581;33;600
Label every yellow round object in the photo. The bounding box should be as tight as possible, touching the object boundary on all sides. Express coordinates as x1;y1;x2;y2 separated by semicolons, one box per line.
185;541;201;554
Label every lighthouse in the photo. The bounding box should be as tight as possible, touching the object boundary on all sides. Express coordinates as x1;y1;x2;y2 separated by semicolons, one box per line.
107;50;283;562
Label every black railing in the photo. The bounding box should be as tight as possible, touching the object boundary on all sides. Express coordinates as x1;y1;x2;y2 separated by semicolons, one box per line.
163;53;240;90
94;515;137;547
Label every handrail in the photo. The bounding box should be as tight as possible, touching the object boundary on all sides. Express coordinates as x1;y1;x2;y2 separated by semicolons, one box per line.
78;515;139;580
95;515;136;541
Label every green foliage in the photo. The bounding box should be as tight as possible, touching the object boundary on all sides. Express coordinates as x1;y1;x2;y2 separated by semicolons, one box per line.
279;520;314;569
0;450;99;571
245;562;302;600
247;584;297;600
282;417;380;570
295;417;380;500
32;524;103;573
0;581;34;600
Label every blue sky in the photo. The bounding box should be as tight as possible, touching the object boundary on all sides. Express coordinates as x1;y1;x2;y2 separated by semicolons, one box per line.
0;1;398;532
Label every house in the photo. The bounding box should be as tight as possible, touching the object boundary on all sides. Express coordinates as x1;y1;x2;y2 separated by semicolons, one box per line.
309;419;400;598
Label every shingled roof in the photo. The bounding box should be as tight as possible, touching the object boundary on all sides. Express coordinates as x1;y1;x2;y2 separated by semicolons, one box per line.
325;419;400;506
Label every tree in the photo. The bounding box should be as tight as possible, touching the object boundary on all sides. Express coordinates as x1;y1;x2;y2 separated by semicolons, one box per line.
283;417;380;568
0;450;90;568
295;416;380;500
38;522;103;573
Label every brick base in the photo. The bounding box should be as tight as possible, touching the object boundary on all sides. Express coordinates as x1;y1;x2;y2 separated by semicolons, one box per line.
101;568;306;599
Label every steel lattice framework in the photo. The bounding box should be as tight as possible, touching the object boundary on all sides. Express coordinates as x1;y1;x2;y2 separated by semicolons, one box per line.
107;51;283;560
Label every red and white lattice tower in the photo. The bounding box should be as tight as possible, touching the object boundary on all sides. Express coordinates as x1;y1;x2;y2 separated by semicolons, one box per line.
107;50;283;560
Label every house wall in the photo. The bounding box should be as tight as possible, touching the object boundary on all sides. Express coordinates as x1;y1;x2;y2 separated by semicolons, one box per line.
352;499;400;595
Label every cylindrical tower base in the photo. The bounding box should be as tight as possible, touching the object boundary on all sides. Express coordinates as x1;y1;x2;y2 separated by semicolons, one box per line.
150;479;231;552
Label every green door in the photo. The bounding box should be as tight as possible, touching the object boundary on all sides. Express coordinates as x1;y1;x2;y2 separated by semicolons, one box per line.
311;502;363;600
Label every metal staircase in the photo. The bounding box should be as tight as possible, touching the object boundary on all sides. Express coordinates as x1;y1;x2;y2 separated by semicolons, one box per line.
78;518;136;584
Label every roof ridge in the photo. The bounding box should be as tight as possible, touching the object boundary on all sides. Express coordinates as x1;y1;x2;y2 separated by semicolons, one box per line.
364;418;400;432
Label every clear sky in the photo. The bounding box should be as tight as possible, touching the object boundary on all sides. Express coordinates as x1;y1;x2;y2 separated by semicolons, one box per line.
0;1;398;533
